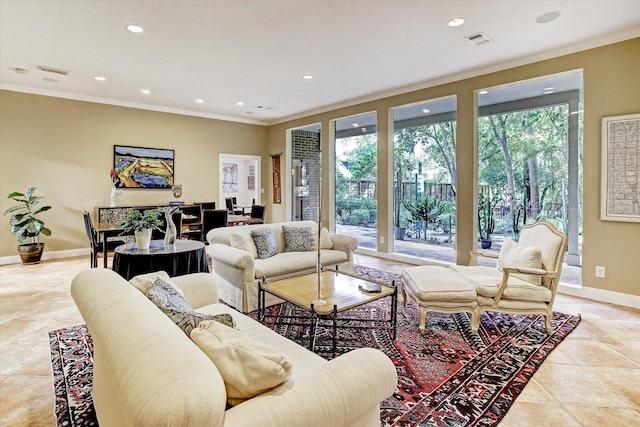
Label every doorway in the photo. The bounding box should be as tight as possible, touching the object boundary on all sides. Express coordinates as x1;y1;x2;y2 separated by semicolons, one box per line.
218;154;261;209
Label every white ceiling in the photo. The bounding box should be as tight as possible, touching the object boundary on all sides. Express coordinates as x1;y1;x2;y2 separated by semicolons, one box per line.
1;1;638;126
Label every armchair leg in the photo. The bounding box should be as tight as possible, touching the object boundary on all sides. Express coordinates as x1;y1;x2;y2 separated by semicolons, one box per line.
471;309;481;334
418;307;427;335
544;310;553;332
401;287;407;306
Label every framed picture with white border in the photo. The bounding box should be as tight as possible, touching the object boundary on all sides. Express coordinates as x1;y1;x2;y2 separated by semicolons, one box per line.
600;113;640;222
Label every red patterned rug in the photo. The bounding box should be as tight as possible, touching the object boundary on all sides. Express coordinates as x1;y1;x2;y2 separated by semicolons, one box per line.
49;265;580;426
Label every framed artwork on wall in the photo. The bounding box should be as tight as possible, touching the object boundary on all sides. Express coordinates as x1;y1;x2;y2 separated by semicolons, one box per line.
222;162;238;193
600;113;640;222
113;145;174;189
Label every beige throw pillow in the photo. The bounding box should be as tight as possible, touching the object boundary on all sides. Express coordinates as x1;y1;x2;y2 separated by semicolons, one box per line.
229;231;258;259
191;320;293;406
497;238;543;285
129;270;184;296
320;227;334;249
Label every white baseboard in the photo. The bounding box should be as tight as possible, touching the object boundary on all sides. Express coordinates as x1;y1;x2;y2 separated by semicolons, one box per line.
0;248;89;266
558;283;640;310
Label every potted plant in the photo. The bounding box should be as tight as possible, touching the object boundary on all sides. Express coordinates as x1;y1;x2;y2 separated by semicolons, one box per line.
478;192;496;249
4;187;52;264
120;208;162;250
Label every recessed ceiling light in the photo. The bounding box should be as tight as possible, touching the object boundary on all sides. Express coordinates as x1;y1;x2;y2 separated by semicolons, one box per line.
302;75;314;80
422;108;431;114
361;127;367;132
245;111;254;114
126;24;144;33
352;123;359;128
236;101;244;106
94;76;106;81
448;18;465;27
195;99;204;103
141;89;151;95
536;11;561;24
479;90;488;94
42;77;58;83
14;68;29;75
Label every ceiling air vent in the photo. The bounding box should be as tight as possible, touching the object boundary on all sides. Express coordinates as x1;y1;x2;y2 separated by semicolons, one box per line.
465;32;492;46
37;65;69;76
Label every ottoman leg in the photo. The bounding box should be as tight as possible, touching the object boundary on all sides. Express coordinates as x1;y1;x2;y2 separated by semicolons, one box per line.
418;306;427;335
471;309;480;333
401;287;407;306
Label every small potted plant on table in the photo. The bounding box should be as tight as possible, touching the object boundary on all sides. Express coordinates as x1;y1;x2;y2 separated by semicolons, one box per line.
120;208;163;250
4;187;52;264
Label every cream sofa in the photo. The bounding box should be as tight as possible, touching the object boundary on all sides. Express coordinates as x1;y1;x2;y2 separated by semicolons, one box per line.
206;221;358;313
71;268;397;427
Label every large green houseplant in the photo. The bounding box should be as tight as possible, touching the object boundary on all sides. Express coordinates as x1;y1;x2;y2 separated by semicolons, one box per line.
4;187;52;264
119;208;162;250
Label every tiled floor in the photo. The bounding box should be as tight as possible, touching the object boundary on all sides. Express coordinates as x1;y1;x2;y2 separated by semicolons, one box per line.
0;254;638;426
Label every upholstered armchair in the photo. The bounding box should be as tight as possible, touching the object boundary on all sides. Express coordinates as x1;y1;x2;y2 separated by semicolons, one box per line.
450;220;568;332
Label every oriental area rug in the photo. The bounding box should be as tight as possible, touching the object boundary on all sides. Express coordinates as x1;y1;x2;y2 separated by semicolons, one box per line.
49;265;580;427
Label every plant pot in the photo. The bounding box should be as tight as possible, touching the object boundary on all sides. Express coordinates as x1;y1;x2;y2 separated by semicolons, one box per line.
18;243;45;264
394;226;406;240
480;239;492;249
134;229;152;250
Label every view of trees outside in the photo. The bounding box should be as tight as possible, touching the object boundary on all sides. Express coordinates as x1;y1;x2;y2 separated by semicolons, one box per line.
335;133;377;249
333;102;580;263
477;104;581;248
393;121;458;260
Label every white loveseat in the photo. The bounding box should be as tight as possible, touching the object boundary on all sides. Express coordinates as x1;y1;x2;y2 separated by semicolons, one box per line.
206;221;358;312
71;268;397;427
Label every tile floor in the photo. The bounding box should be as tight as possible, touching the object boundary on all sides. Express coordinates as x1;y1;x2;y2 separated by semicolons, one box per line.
0;254;638;426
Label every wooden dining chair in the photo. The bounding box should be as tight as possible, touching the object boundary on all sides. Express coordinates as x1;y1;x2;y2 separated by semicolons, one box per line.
83;211;125;268
249;205;266;224
202;209;228;239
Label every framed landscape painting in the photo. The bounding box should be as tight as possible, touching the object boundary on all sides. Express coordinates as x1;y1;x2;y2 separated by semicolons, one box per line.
113;145;174;189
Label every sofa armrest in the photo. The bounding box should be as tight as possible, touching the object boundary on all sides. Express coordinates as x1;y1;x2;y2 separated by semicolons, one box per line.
208;243;255;271
329;234;359;262
224;347;396;427
171;273;219;309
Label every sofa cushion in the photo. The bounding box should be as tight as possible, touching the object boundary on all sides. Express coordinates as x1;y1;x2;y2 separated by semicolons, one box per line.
229;231;258;259
251;228;279;259
254;250;348;280
129;270;183;296
282;225;313;252
148;277;235;335
191;319;293;406
497;238;543;285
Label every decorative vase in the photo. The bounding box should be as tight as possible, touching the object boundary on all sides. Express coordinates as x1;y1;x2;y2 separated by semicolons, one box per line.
110;184;117;207
135;229;152;250
163;209;177;245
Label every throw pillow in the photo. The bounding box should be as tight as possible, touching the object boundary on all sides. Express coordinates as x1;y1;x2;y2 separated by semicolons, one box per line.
282;225;313;252
148;277;236;335
129;270;183;296
320;227;334;249
497;238;543;286
191;320;293;406
250;228;279;259
160;307;235;336
147;277;192;311
229;231;258;259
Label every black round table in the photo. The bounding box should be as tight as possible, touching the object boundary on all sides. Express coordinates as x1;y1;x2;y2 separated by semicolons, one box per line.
112;239;209;280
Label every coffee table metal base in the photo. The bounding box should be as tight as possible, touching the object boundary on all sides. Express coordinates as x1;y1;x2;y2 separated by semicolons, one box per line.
257;270;397;357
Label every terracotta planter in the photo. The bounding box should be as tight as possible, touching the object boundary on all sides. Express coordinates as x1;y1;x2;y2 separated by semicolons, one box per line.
18;243;45;264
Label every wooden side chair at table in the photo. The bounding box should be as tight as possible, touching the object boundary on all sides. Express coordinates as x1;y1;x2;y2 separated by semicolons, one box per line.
248;205;266;224
83;211;126;268
202;209;228;239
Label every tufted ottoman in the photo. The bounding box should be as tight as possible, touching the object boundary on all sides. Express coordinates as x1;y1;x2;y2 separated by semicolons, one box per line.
401;266;479;334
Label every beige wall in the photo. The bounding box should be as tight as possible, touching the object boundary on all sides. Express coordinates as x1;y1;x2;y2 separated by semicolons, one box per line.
267;38;640;297
0;91;268;257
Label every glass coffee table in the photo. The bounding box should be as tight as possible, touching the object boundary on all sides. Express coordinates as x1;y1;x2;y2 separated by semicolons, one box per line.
257;267;397;356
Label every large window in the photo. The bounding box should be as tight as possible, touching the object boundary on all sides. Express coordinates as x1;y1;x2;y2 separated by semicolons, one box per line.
391;97;458;263
334;112;377;249
476;71;583;285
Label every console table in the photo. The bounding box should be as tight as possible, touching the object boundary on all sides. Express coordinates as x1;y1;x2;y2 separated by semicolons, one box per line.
112;239;209;280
